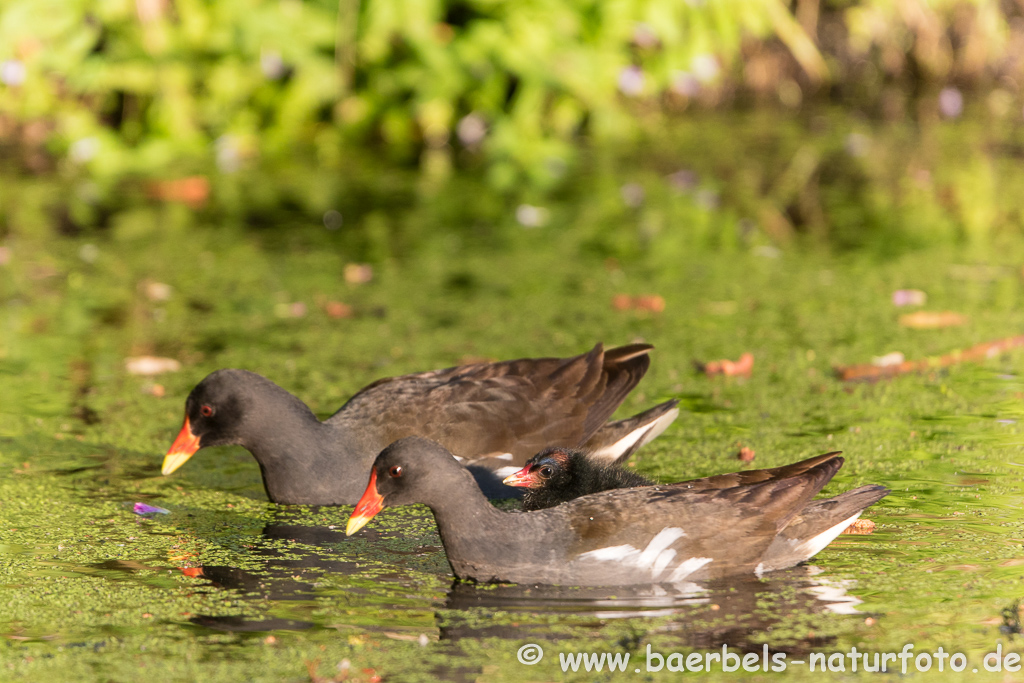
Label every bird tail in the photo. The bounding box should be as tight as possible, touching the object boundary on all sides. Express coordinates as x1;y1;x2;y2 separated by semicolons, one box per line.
580;399;680;464
760;485;889;573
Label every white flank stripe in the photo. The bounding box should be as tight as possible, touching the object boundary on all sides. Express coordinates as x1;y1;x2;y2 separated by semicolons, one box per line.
579;527;709;582
493;453;514;461
636;527;686;569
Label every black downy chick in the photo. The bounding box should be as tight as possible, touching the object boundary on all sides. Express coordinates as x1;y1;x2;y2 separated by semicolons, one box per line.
503;447;655;511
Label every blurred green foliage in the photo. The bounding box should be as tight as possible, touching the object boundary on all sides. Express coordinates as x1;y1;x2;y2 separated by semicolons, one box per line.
1;0;1023;192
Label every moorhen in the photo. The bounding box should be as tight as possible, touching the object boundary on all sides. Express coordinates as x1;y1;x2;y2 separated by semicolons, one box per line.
503;447;655;510
346;437;889;586
162;343;680;505
502;448;883;570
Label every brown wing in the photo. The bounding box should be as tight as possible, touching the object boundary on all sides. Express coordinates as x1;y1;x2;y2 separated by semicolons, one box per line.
670;452;843;492
561;456;844;578
327;343;652;462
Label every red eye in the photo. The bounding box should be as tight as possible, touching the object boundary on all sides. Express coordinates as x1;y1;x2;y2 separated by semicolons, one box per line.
388;465;403;478
200;405;214;417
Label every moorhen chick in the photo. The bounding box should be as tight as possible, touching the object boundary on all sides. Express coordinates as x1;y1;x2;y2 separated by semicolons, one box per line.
345;437;889;586
503;447;655;510
162;343;680;505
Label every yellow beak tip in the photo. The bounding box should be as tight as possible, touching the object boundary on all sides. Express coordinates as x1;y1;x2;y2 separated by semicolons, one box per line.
161;453;192;476
345;517;368;536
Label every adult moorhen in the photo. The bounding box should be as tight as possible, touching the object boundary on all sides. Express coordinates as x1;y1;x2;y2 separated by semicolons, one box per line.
502;447;884;571
163;343;680;505
345;437;889;586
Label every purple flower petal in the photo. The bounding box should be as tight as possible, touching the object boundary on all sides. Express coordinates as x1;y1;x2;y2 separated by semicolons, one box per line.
133;502;170;515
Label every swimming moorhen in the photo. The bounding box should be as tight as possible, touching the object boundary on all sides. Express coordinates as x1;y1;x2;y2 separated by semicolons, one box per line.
502;447;885;571
162;343;680;505
346;437;889;586
504;447;656;510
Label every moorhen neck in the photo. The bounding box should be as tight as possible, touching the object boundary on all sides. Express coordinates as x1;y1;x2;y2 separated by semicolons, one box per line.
503;447;655;511
162;343;680;505
346;437;889;586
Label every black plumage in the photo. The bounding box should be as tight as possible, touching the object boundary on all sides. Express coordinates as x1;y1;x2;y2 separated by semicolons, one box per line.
512;447;656;511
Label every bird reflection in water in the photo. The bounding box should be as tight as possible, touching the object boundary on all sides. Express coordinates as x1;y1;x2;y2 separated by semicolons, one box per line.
185;510;869;655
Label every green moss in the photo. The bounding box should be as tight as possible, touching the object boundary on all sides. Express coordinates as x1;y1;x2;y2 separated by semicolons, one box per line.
5;149;1024;680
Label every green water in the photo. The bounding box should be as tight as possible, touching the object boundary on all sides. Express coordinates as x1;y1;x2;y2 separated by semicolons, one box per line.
5;118;1024;680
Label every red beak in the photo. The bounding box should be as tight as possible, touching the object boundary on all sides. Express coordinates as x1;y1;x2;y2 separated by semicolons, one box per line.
502;465;537;488
346;469;384;535
162;416;202;475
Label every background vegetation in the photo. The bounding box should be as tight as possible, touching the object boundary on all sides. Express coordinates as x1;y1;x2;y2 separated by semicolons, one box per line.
2;0;1024;188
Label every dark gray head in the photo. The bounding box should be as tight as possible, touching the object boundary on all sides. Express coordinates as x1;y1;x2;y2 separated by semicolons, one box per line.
346;436;473;534
162;369;316;475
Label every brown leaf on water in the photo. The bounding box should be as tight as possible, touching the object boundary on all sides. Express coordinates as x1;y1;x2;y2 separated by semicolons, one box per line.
344;263;374;284
325;301;353;319
697;352;754;377
898;311;967;329
612;294;665;313
126;356;181;375
736;446;756;462
836;334;1024;381
841;519;876;535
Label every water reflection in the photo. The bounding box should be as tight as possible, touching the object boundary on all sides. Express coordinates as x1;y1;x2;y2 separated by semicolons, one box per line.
187;512;869;653
438;566;862;652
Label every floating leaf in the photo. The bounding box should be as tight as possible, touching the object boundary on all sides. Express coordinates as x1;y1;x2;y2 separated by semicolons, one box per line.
126;356;181;375
835;334;1024;381
612;294;665;313
842;519;876;535
324;301;352;319
899;311;967;329
872;352;905;367
344;263;374;284
698;352;754;377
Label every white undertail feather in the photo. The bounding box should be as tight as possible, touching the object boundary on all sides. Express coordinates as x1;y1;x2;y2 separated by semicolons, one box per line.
589;407;680;463
792;512;863;564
